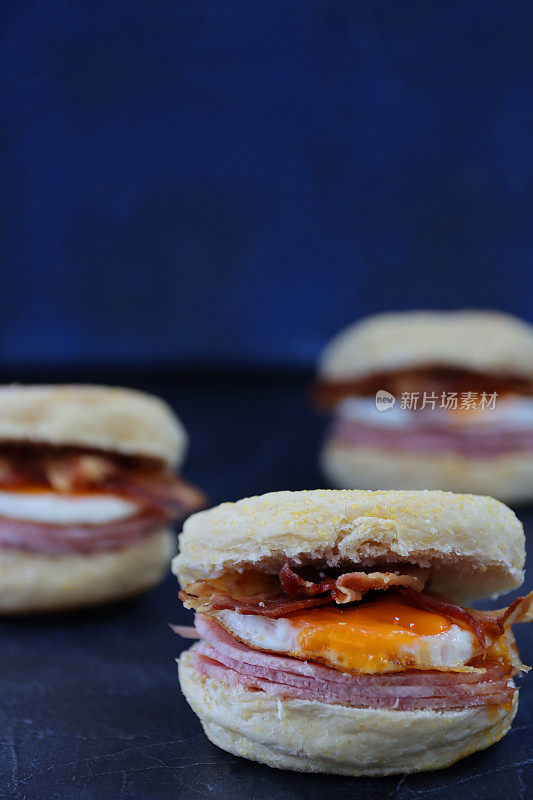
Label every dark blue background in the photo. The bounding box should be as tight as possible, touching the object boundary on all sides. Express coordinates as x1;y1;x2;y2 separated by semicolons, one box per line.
2;0;532;368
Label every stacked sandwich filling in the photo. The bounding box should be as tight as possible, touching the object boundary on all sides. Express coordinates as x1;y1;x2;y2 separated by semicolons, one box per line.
330;396;533;458
315;368;533;459
178;564;533;712
0;445;205;554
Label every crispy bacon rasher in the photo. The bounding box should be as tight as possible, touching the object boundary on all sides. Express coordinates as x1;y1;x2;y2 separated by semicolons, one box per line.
279;563;428;604
0;447;206;554
180;563;429;616
313;367;533;408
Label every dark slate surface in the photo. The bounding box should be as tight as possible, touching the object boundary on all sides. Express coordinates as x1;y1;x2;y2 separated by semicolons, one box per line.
0;371;532;800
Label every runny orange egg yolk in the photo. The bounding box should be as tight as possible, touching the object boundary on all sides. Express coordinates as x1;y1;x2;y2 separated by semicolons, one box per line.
289;595;452;673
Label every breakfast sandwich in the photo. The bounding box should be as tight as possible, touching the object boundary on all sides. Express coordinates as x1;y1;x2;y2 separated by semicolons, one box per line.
0;385;205;612
173;489;532;776
315;311;533;502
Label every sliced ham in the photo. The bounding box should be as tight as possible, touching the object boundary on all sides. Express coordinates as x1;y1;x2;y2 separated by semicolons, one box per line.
170;624;201;639
0;507;173;554
188;616;515;711
330;418;533;457
193;652;514;710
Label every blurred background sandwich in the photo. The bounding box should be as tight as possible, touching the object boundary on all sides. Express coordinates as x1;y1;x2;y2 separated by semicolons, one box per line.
0;385;204;612
315;311;533;502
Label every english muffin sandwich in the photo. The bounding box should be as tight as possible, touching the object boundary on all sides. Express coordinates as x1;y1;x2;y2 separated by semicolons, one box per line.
315;311;533;502
0;384;205;612
173;489;533;776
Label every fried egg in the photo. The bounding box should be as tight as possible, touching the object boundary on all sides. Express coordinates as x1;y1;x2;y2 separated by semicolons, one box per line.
338;395;533;433
213;595;478;673
0;489;139;525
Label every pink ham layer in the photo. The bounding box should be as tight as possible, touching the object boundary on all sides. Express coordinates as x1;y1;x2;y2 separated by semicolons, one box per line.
331;419;533;457
0;507;172;555
190;615;515;711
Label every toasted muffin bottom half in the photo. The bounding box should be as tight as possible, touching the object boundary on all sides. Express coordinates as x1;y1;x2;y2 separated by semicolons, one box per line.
321;441;533;504
0;528;175;613
179;647;517;776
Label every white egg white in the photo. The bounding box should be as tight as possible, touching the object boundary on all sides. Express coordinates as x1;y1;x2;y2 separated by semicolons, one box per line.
338;395;533;433
213;609;477;672
0;490;139;525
